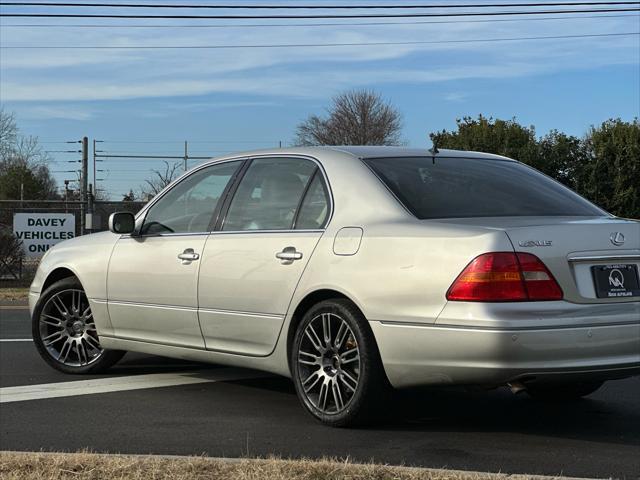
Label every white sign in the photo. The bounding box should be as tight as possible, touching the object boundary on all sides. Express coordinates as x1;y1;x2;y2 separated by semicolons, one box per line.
13;213;75;258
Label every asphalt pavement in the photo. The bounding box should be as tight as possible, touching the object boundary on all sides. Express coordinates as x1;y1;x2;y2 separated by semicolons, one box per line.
1;307;639;478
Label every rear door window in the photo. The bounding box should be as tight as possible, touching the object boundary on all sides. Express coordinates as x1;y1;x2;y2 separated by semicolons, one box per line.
222;157;317;231
294;172;330;229
364;156;605;219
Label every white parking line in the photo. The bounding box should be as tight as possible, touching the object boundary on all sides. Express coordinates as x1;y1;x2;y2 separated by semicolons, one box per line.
0;368;270;404
0;339;32;342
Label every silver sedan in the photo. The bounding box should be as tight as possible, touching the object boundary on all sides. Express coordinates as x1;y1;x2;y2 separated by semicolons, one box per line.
29;146;640;427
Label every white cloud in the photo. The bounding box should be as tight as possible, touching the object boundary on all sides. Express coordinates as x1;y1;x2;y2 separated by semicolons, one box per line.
1;14;638;102
2;54;632;103
443;92;468;102
10;105;94;120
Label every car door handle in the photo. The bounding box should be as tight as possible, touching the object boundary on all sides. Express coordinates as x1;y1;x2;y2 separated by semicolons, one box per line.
276;247;303;263
178;248;200;263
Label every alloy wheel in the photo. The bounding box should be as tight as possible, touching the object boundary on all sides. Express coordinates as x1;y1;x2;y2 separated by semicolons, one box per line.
296;313;361;415
38;289;104;367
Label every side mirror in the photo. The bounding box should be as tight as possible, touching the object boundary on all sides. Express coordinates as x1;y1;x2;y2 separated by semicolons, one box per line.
109;212;136;234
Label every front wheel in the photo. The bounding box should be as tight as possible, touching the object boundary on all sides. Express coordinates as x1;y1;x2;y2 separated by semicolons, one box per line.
526;381;604;400
291;299;389;427
32;277;125;374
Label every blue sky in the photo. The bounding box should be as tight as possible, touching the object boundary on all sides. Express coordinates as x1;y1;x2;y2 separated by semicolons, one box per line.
1;2;639;199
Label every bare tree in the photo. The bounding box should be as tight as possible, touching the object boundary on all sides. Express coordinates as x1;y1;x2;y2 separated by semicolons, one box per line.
141;161;181;197
0;109;18;159
0;109;58;200
295;89;403;146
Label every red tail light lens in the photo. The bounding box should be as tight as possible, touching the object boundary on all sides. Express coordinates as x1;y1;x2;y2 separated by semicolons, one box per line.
446;252;563;302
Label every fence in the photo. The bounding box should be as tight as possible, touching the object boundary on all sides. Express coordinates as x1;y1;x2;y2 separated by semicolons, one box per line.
0;199;147;285
1;137;281;284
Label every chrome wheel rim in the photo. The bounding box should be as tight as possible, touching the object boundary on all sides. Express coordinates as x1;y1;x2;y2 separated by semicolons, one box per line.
39;289;104;367
297;313;361;415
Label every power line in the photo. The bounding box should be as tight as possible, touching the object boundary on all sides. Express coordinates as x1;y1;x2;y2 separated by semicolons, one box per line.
2;31;637;48
98;169;162;173
2;12;637;27
98;140;274;143
98;151;236;155
2;7;639;18
2;1;638;8
94;154;212;159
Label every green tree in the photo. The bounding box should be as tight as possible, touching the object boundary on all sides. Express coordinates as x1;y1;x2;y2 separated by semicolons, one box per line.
581;119;640;219
430;115;539;168
0;163;57;200
537;130;587;189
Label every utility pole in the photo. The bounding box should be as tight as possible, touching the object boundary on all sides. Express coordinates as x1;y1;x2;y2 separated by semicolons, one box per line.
93;139;97;192
93;139;103;195
64;180;70;213
87;183;94;231
81;136;88;235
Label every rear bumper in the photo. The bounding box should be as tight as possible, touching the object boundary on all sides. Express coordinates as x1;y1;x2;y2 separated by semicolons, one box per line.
370;320;640;388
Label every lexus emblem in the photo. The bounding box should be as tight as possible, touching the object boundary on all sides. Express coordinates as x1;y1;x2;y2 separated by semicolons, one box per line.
610;232;625;246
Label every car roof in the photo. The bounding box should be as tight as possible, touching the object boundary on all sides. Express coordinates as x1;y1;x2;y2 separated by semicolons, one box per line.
325;145;516;161
206;145;516;164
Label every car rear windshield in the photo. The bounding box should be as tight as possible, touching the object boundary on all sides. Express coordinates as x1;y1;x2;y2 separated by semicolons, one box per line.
364;156;605;219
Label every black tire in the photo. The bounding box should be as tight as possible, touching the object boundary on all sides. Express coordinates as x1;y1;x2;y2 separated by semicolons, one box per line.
290;298;390;427
526;381;604;400
32;277;126;374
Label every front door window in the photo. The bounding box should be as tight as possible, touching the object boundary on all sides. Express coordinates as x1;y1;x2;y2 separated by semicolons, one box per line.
141;160;242;235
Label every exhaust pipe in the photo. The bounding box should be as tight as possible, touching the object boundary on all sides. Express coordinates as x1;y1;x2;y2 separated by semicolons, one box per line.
508;382;527;394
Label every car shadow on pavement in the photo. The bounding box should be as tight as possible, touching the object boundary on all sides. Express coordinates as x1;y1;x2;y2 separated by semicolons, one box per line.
105;355;640;447
217;373;640;447
374;381;640;445
108;353;216;375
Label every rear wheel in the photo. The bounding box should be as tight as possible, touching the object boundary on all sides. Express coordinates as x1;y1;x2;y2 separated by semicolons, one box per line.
32;277;125;374
526;381;604;400
291;299;388;427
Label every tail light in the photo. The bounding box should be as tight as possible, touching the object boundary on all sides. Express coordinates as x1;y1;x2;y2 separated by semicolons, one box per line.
446;252;563;302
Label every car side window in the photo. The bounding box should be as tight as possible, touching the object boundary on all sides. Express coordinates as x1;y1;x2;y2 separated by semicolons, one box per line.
141;160;241;235
294;172;330;229
222;157;316;231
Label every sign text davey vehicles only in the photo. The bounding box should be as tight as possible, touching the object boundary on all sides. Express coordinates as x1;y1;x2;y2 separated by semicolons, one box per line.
13;213;75;257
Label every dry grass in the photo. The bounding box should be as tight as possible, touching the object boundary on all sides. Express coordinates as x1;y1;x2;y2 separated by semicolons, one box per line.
0;287;28;302
0;452;577;480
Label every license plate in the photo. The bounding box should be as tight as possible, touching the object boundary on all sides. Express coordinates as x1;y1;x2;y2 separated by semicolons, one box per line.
591;264;640;298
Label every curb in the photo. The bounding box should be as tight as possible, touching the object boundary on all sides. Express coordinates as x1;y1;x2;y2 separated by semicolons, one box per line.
0;303;29;310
